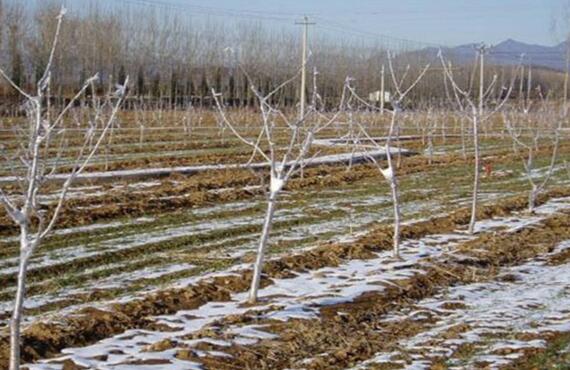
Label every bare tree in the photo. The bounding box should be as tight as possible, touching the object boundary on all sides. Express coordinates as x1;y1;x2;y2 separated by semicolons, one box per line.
212;66;345;303
0;9;128;369
439;47;518;234
346;54;429;258
419;108;437;165
504;102;562;213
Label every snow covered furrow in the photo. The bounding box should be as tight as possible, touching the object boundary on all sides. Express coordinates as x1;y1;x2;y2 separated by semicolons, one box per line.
26;197;570;369
355;242;570;369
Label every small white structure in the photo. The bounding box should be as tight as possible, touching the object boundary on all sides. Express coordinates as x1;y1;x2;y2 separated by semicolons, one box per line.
368;90;390;103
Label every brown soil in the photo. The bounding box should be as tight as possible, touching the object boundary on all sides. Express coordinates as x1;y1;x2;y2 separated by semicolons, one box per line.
1;187;569;368
2;139;567;236
182;211;570;370
504;331;570;370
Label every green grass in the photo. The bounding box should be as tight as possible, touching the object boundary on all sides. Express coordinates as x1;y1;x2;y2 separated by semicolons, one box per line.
517;333;570;370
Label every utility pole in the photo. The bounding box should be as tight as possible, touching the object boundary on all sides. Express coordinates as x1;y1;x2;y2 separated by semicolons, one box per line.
296;16;315;120
476;43;488;117
380;64;385;114
562;37;570;116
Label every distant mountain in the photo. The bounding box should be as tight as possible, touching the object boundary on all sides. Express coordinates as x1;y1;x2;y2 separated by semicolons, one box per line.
419;39;568;71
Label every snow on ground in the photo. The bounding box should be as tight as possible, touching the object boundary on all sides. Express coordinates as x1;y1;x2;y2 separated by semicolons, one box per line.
0;217;156;247
353;241;570;370
26;197;570;369
0;263;196;313
471;196;570;234
0;182;447;318
0;211;282;276
0;147;410;184
0;162;565;325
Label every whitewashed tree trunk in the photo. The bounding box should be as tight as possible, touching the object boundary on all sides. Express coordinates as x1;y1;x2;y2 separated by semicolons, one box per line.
439;47;518;235
248;191;278;303
385;158;401;253
504;98;561;214
468;113;480;234
389;176;402;257
139;124;145;147
9;238;32;370
529;184;538;213
345;58;429;258
460;117;467;160
384;112;402;257
441;116;447;144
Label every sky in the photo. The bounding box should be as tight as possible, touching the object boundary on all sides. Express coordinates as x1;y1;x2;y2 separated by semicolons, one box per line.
59;0;567;47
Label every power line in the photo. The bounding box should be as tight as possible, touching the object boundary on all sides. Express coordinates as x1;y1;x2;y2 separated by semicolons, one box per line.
113;0;296;23
314;16;444;49
78;0;449;50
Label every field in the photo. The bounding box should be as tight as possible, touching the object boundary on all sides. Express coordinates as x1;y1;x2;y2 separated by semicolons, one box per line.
1;108;570;369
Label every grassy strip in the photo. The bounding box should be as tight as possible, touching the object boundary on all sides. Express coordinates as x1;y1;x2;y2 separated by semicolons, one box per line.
0;208;349;287
1;138;567;235
508;332;570;370
0;201;263;260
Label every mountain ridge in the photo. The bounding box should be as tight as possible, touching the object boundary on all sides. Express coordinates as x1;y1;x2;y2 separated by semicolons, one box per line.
420;39;568;71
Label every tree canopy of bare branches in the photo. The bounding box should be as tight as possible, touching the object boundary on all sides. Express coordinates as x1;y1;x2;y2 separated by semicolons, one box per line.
0;8;128;369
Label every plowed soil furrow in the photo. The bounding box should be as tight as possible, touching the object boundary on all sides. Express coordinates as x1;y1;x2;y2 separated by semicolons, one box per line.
2;139;568;234
161;210;570;370
1;188;569;368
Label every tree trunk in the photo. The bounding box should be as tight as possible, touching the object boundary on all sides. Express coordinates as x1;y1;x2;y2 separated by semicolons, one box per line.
386;112;401;258
468;115;480;234
139;125;144;148
529;185;538;213
460;117;467;160
248;194;278;303
389;173;402;257
10;243;31;370
427;134;433;165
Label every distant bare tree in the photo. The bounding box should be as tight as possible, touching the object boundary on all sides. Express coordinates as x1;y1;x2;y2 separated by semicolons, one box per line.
440;47;518;234
504;79;563;213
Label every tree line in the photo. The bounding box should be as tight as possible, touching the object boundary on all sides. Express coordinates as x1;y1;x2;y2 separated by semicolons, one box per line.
0;0;567;110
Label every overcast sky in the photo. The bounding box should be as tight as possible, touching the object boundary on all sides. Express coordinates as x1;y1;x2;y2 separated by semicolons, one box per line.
60;0;567;47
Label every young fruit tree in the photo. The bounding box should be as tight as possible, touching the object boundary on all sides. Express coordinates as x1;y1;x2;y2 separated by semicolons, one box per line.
345;54;429;258
419;107;437;165
212;67;346;303
503;104;563;213
439;46;518;234
0;8;128;369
